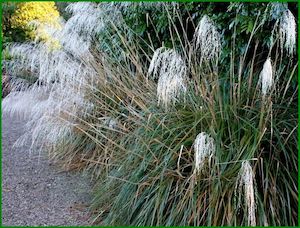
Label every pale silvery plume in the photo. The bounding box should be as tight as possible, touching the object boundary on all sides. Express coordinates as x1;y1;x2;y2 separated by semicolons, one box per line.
193;15;221;62
259;58;273;96
279;10;296;55
157;72;187;109
148;47;168;79
65;2;123;45
2;2;108;154
235;161;256;226
193;132;215;175
148;47;187;108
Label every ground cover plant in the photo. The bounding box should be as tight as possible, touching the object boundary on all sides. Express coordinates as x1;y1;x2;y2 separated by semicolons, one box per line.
2;1;298;226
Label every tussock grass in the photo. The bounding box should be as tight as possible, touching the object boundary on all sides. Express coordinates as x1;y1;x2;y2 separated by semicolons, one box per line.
3;2;297;226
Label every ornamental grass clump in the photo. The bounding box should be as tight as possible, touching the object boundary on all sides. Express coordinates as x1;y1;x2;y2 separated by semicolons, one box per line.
3;2;149;174
91;3;297;226
3;2;297;226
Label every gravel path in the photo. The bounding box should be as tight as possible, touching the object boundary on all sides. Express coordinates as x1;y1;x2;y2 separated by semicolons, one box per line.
2;113;92;226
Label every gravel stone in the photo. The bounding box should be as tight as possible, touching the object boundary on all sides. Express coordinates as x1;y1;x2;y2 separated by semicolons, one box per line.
2;113;92;226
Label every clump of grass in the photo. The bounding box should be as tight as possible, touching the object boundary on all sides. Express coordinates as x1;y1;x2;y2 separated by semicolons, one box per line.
2;2;153;175
92;58;297;225
3;2;297;226
90;3;297;226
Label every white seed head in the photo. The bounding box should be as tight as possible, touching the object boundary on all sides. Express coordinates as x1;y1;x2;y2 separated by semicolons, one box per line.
148;47;168;79
279;10;296;56
193;15;221;62
65;3;112;43
148;48;187;109
193;132;215;174
259;58;273;96
236;161;256;226
157;72;187;109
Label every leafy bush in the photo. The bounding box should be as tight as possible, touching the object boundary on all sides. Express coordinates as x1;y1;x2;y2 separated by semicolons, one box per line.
99;2;297;65
2;2;18;42
7;2;61;42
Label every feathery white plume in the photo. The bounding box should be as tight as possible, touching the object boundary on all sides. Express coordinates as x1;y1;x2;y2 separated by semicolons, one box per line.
279;10;296;55
65;2;123;44
236;161;256;226
148;47;187;108
193;15;221;62
157;72;187;109
1;2;107;154
259;58;273;96
193;132;215;174
148;47;168;79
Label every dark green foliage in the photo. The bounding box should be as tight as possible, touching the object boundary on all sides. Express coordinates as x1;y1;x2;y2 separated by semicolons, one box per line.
92;64;297;225
1;2;25;43
113;2;297;57
55;2;72;20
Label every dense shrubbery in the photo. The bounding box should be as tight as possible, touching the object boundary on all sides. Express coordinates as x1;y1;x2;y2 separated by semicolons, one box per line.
97;2;297;65
10;2;60;40
2;2;18;42
2;2;298;226
2;2;62;43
